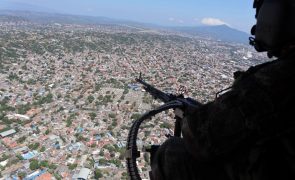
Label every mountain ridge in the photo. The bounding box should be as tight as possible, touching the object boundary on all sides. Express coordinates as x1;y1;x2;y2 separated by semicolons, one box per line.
0;9;250;44
169;25;250;44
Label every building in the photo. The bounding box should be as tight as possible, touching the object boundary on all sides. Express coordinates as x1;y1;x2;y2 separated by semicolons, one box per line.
76;168;91;180
35;172;53;180
25;170;46;180
0;129;16;138
22;150;39;160
6;114;30;121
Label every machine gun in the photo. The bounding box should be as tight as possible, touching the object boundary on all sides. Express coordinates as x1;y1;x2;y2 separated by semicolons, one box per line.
126;74;202;180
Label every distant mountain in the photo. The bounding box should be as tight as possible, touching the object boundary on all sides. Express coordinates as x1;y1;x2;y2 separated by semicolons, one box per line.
0;10;113;24
0;1;56;13
170;25;250;44
0;9;250;44
0;10;152;28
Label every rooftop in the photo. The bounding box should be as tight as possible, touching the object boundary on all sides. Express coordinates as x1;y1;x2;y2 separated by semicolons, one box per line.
77;168;91;180
0;129;16;138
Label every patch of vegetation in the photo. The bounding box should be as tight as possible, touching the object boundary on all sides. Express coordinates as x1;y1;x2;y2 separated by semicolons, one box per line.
68;163;77;170
28;142;40;150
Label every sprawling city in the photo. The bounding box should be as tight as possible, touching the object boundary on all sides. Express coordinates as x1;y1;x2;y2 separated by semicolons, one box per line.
0;10;268;180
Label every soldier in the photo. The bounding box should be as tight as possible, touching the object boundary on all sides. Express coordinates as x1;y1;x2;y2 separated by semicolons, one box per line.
151;0;295;179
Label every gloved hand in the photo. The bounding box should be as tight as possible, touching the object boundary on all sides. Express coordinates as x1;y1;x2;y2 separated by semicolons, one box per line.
178;105;211;161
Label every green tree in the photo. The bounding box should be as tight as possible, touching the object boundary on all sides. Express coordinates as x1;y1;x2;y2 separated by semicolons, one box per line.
123;88;129;94
160;122;172;129
109;159;121;167
40;160;49;168
99;158;107;165
16;154;24;160
131;113;141;120
66;118;72;127
0;154;10;161
108;113;116;119
111;120;117;127
87;95;95;103
17;103;31;114
53;173;62;180
91;143;96;148
28;142;40;150
49;163;57;170
29;159;40;170
89;112;97;120
33;93;53;105
18;172;26;179
94;169;103;179
68;163;77;170
99;151;104;156
17;136;27;143
121;172;128;180
40;146;46;152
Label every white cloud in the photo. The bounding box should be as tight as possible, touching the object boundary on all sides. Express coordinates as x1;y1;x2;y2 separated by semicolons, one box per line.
201;17;227;26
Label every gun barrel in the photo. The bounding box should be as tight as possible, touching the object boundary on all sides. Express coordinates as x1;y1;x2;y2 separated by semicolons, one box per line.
136;78;175;103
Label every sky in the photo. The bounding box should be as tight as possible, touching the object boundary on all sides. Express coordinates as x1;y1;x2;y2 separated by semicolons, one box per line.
0;0;256;32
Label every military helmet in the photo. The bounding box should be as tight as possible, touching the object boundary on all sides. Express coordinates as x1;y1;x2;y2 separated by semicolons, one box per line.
250;0;295;57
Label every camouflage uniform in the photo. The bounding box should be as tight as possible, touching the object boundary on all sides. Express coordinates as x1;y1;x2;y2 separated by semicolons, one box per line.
151;53;295;180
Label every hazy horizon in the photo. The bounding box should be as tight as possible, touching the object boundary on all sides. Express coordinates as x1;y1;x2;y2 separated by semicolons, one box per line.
0;0;255;33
